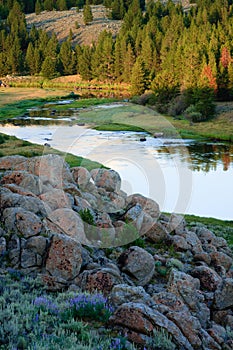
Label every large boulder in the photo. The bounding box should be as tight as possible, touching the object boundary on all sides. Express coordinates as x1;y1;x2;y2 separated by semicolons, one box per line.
191;266;222;292
118;246;155;286
0;155;26;170
1;171;43;195
168;269;200;311
39;189;73;211
45;234;82;281
168;269;210;327
46;208;88;244
91;168;121;192
214;278;233;310
210;251;232;272
72;166;91;189
126;193;160;219
167;213;186;234
3;207;43;238
1;188;47;217
75;267;122;294
184;231;204;255
12;154;74;189
145;221;168;243
110;302;193;349
110;284;152;307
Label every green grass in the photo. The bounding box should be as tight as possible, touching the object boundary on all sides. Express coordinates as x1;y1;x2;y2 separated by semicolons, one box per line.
49;97;119;110
164;113;233;142
0;133;104;171
0;87;232;142
94;123;146;132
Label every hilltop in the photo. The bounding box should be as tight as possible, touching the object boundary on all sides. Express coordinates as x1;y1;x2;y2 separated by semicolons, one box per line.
26;5;122;46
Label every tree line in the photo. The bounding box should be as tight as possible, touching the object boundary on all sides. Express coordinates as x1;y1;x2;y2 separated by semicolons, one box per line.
0;0;233;120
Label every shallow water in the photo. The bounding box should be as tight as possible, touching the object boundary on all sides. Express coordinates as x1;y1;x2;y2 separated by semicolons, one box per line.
0;123;232;220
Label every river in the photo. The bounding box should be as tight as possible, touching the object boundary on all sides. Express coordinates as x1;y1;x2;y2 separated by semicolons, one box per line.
0;121;232;220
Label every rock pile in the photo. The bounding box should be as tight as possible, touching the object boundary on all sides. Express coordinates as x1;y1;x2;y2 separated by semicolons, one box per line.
0;154;232;349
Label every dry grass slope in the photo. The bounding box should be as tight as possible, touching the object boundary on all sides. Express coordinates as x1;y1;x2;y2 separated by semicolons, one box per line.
26;5;122;46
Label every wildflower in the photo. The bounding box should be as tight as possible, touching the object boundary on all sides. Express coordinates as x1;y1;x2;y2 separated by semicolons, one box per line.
33;296;58;313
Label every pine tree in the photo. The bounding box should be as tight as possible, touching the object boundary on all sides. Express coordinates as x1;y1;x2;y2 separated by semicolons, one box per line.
45;33;58;59
35;0;42;15
60;40;76;75
26;42;36;74
83;1;93;25
41;56;57;78
58;0;67;11
44;0;54;11
114;37;122;80
130;57;146;95
122;42;135;82
0;52;7;76
77;45;92;80
91;31;114;80
111;0;125;20
34;47;42;74
7;36;23;73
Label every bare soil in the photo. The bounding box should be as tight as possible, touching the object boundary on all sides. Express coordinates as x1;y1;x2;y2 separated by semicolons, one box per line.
26;5;122;46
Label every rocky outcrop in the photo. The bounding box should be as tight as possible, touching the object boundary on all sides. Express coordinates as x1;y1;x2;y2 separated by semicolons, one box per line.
0;154;232;349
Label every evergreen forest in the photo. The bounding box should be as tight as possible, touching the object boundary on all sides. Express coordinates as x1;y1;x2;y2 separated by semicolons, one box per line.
1;0;233;120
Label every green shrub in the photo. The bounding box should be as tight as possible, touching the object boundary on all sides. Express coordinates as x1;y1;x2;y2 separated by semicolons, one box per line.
79;208;95;225
184;104;203;122
0;133;10;145
147;328;176;350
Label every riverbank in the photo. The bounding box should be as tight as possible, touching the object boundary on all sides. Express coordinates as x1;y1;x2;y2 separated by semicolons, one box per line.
0;132;104;171
0;132;232;248
0;88;232;141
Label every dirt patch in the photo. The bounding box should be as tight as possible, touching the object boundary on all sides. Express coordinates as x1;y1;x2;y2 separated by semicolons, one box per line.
26;5;122;46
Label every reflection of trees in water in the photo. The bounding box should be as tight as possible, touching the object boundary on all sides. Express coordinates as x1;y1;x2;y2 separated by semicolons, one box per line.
0;119;71;127
158;143;233;172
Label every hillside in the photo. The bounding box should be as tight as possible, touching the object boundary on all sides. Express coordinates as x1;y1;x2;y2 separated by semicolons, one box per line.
26;5;122;46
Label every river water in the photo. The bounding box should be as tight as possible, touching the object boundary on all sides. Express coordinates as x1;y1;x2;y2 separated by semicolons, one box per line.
0;121;232;220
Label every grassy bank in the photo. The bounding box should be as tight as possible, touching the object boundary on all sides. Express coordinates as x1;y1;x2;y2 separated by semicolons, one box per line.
0;88;72;120
0;87;232;141
165;109;233;142
0;133;104;171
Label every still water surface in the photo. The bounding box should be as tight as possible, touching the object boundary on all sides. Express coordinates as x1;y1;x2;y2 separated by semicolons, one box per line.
0;122;232;220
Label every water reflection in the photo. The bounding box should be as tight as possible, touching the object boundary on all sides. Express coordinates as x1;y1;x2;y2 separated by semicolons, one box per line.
157;142;233;172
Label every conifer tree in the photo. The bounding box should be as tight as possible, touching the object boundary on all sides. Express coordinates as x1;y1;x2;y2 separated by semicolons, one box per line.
26;42;36;74
83;1;93;25
41;56;57;78
77;45;92;80
122;42;135;82
34;47;42;74
111;0;125;20
114;37;122;80
60;40;76;75
58;0;67;11
130;57;146;95
44;0;54;11
35;0;42;15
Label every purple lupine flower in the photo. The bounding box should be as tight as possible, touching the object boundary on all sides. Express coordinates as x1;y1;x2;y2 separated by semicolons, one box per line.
111;338;122;349
33;313;39;322
33;296;58;313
